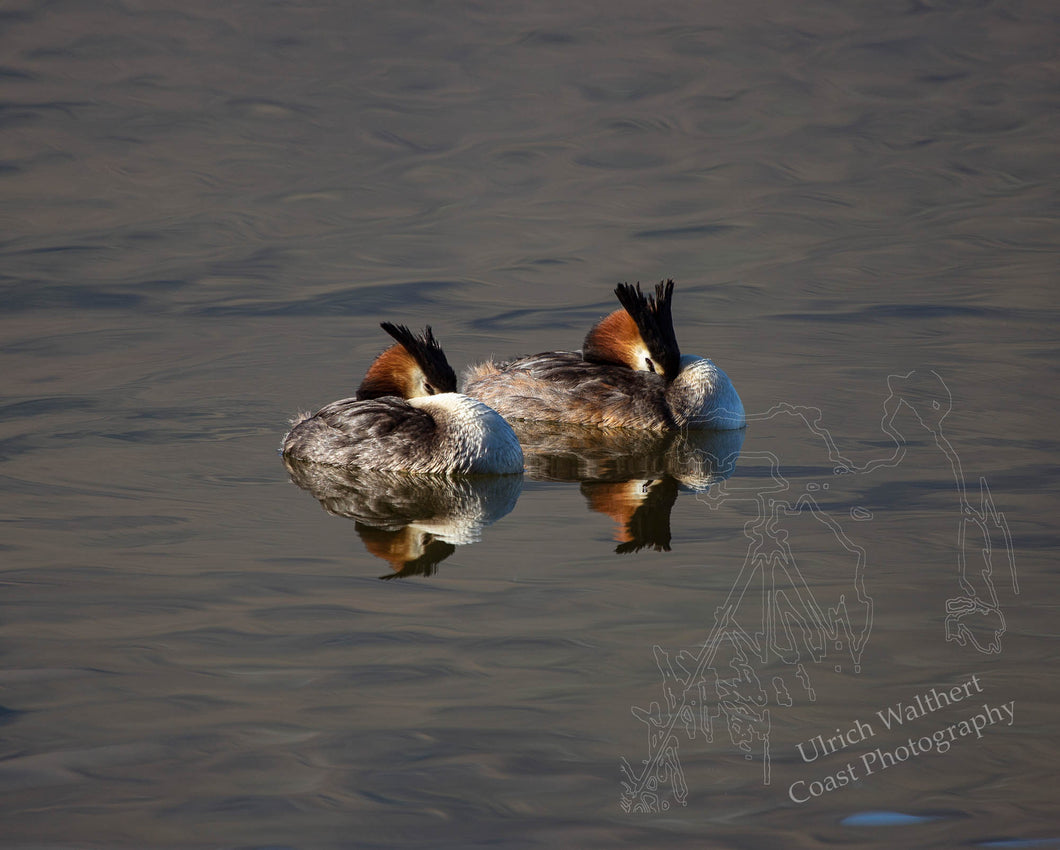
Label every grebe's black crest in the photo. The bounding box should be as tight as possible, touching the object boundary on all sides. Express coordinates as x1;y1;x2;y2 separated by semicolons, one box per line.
614;280;681;380
356;323;459;400
380;322;458;394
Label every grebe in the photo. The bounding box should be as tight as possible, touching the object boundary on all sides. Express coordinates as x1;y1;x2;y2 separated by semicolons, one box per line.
282;323;523;474
464;280;745;431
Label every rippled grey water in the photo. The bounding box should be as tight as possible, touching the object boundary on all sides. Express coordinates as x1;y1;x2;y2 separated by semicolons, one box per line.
1;1;1057;847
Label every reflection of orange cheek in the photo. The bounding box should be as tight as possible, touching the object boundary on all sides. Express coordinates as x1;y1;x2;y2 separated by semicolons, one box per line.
584;481;645;542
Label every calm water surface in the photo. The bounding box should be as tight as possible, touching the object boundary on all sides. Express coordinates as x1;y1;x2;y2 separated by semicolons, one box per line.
1;1;1057;847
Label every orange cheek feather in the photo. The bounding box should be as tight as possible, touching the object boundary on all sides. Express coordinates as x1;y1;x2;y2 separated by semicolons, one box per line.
585;309;649;371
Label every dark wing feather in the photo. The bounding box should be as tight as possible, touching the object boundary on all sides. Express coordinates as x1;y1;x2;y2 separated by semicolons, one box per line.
282;396;439;470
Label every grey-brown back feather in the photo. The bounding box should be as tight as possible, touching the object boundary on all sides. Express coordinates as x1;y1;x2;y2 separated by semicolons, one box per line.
282;396;440;469
465;351;675;430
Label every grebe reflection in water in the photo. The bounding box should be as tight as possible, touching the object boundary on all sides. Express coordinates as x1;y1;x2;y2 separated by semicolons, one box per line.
513;422;745;554
465;280;745;431
282;323;523;475
283;457;522;578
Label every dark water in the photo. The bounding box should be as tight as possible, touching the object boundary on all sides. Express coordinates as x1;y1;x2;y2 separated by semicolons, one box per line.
1;1;1057;847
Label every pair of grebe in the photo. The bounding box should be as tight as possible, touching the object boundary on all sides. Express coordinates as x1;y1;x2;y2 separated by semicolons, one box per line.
281;281;745;474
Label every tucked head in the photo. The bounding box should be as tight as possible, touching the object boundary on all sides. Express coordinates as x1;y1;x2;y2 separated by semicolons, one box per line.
582;279;681;379
356;323;459;400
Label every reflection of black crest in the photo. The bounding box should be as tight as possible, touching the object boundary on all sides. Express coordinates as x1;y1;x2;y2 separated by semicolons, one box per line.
380;322;458;394
617;477;679;554
355;524;456;580
582;476;680;554
614;280;681;380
